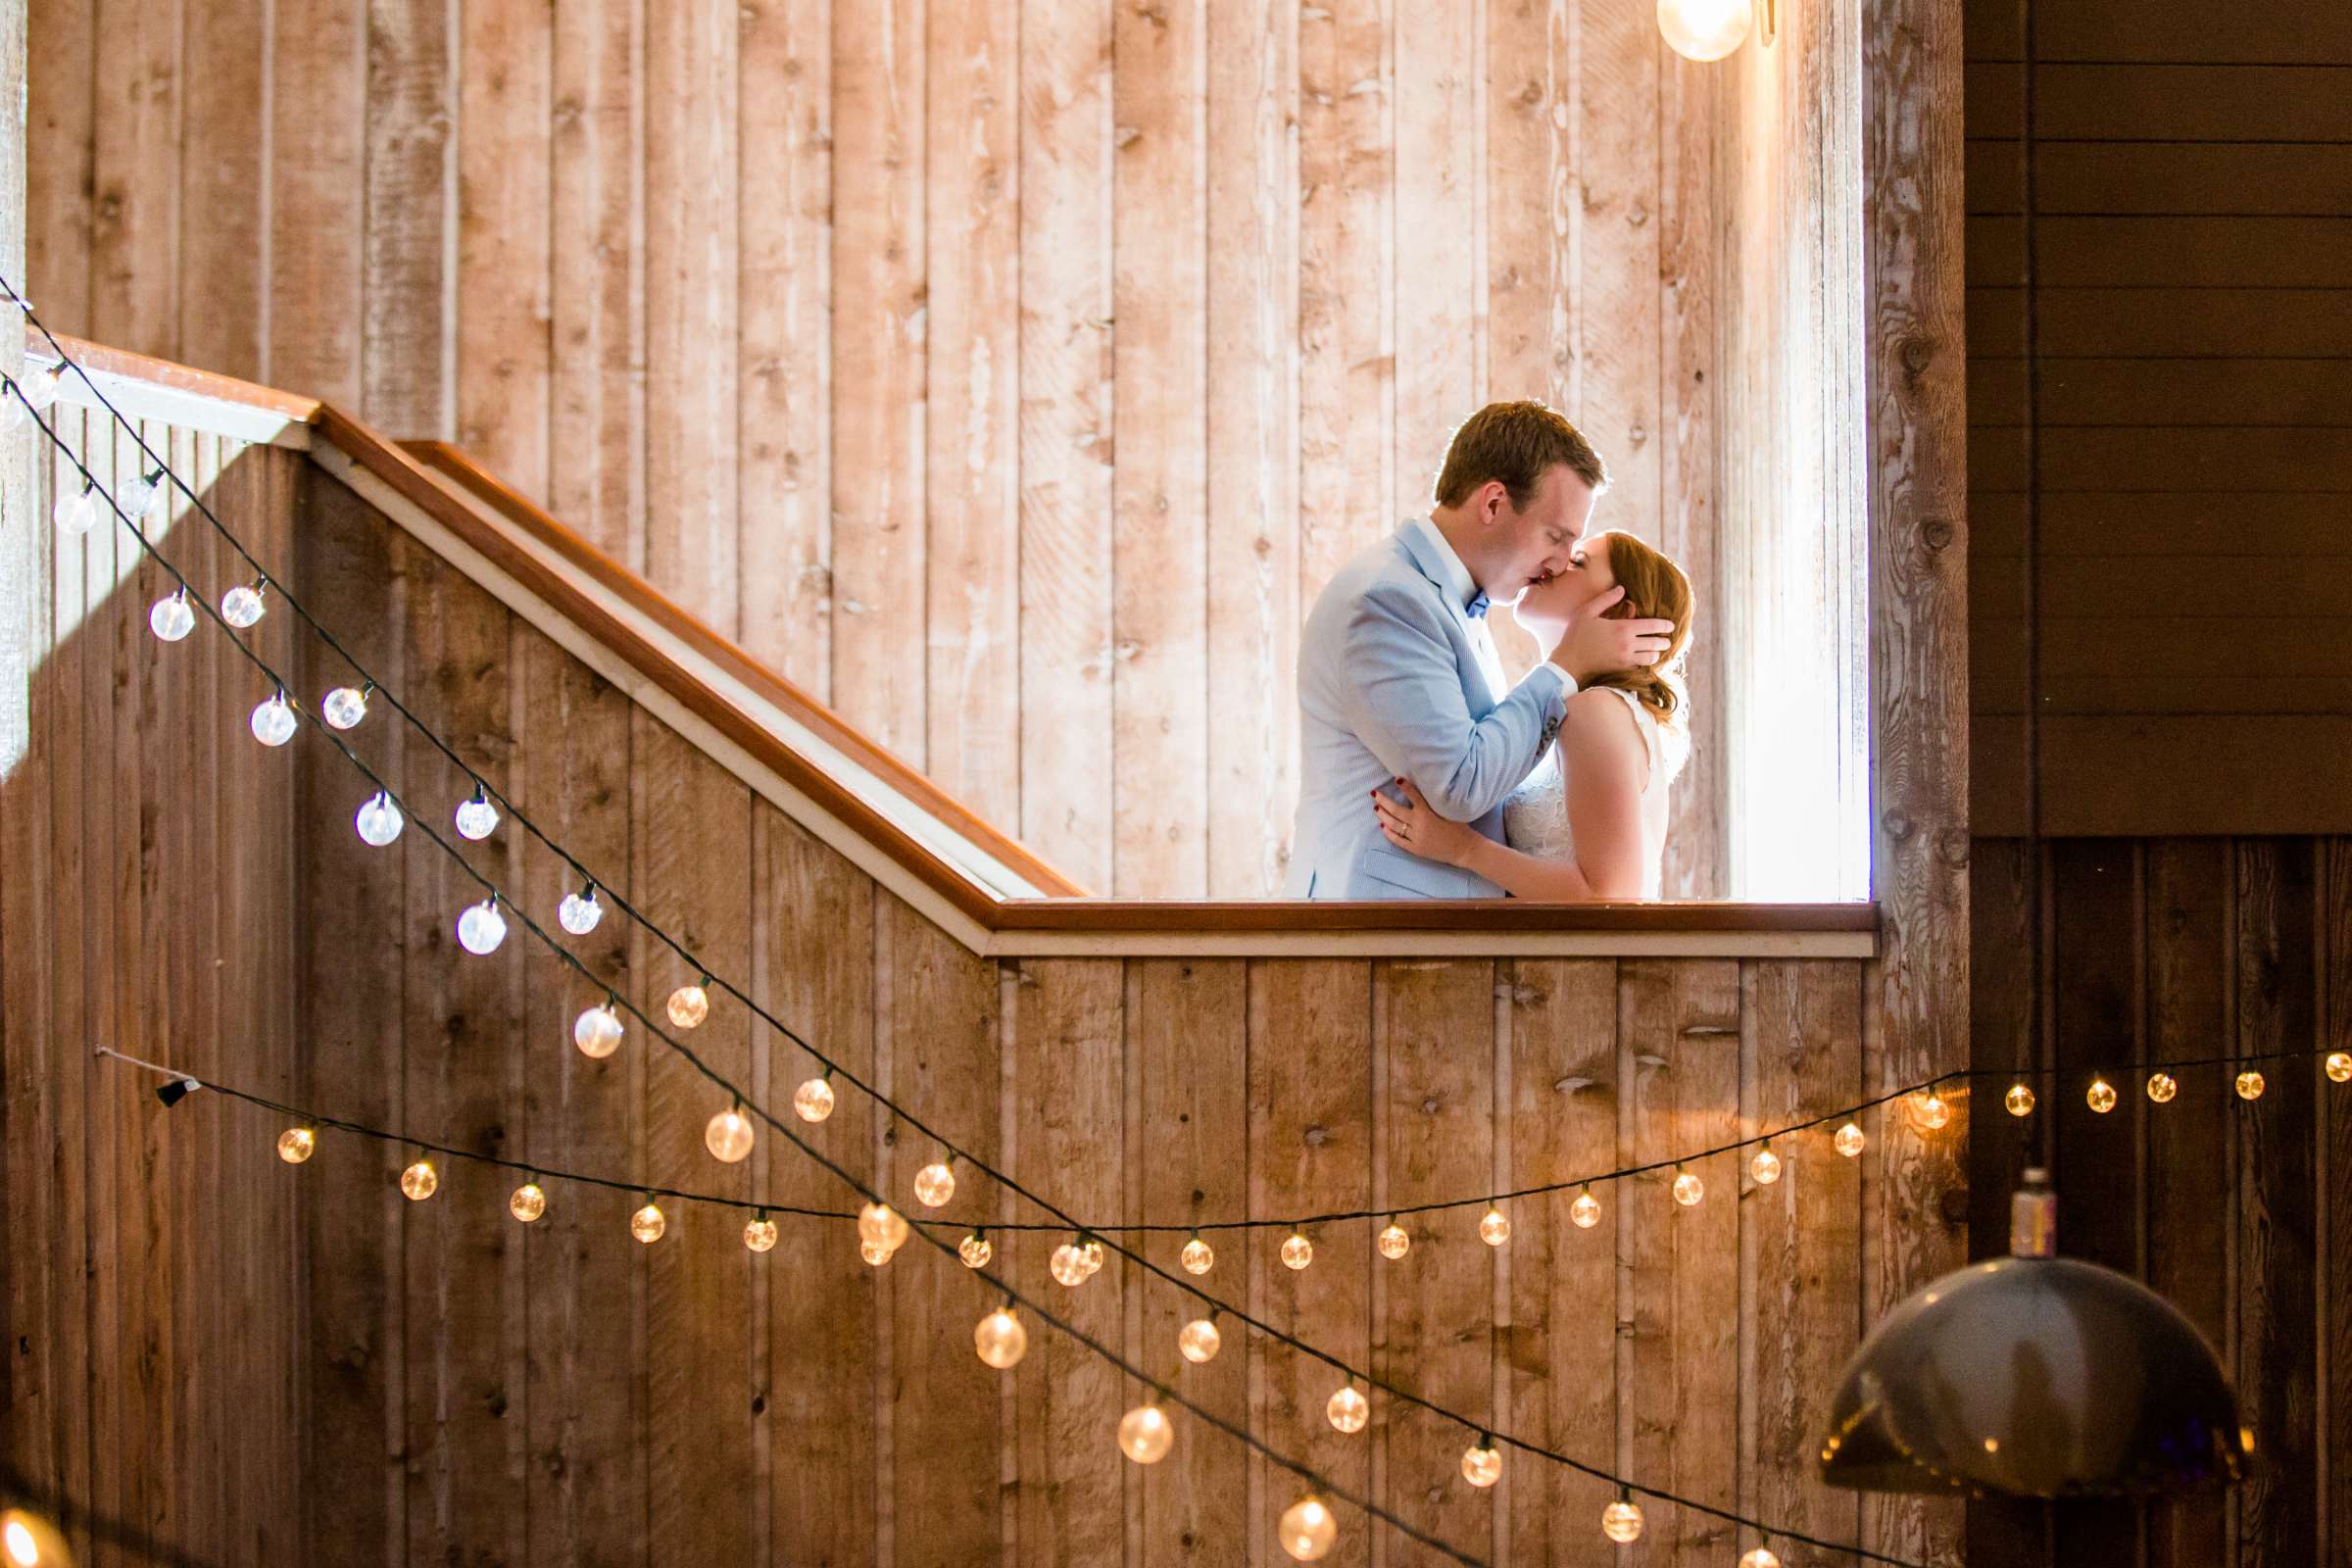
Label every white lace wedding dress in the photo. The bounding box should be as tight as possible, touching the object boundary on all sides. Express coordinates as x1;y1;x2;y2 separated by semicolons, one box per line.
1500;687;1686;900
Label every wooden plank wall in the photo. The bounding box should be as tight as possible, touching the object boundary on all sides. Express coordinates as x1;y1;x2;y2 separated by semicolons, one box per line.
23;0;1734;899
1969;837;2352;1568
0;416;304;1560
1967;0;2352;836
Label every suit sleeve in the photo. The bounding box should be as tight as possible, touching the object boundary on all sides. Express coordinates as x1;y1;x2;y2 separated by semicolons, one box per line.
1338;583;1571;822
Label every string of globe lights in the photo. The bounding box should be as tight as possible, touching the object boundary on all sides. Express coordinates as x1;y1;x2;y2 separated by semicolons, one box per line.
9;372;1916;1568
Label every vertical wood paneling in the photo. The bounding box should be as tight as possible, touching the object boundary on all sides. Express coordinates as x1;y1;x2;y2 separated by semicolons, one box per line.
87;0;178;359
1390;0;1475;526
2328;840;2352;1568
1110;0;1209;898
362;0;453;433
829;0;926;760
24;0;93;330
268;0;366;406
1570;0;1657;541
180;0;266;380
457;0;554;497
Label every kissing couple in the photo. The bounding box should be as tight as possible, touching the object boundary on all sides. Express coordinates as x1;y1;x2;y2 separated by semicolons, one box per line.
1284;401;1694;902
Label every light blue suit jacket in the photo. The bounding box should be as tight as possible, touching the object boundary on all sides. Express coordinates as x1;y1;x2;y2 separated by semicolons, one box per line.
1284;522;1570;899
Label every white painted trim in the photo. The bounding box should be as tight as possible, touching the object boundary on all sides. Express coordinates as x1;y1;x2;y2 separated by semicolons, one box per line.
980;928;1877;960
31;347;315;450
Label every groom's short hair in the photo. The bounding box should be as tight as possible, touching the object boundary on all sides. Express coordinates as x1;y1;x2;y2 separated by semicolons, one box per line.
1434;401;1609;511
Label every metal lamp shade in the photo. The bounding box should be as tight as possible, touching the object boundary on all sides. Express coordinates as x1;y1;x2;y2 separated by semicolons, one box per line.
1817;1255;2245;1497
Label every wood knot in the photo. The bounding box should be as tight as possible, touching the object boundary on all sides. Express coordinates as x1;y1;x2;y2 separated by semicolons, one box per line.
1936;828;1971;868
1882;809;1914;842
1421;1097;1441;1115
1921;517;1955;552
1900;334;1936;376
1303;1125;1330;1147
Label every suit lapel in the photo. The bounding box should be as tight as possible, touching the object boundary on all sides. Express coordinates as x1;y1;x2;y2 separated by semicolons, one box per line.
1393;523;1501;709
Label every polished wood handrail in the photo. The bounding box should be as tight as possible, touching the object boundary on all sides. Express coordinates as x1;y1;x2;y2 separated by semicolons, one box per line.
40;334;1881;954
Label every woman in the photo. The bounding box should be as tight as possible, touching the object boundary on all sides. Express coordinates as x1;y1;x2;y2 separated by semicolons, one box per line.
1372;530;1694;900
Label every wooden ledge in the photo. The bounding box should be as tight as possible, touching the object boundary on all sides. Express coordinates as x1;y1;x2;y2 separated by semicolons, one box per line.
37;333;319;447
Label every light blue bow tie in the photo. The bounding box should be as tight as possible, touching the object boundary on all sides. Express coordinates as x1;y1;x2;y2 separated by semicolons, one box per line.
1464;590;1491;620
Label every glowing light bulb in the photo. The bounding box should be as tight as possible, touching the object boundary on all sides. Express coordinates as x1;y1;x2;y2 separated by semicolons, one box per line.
573;1003;623;1058
975;1307;1028;1369
454;790;500;841
1570;1186;1602;1229
321;685;368;730
510;1182;547;1223
913;1160;956;1207
1460;1443;1503;1488
631;1201;666;1244
1835;1121;1867;1157
220;582;266;628
2086;1077;2117;1114
355;791;405;847
1740;1546;1783;1568
53;483;97;535
1377;1222;1411;1259
1051;1243;1092;1286
1280;1231;1313;1271
1478;1206;1512;1246
401;1159;438;1200
1118;1404;1174;1464
456;898;509;956
2005;1082;2036;1117
744;1213;779;1252
793;1075;836;1122
859;1202;908;1252
1750;1145;1782;1185
1081;1238;1106;1275
2;1514;38;1566
859;1238;892;1266
1326;1385;1369;1434
2330;1053;2352;1084
2147;1071;2178;1103
2236;1070;2266;1101
1656;0;1751;60
1600;1496;1644;1542
705;1105;756;1163
666;982;710;1029
1278;1496;1339;1561
1914;1092;1952;1131
1178;1317;1221;1363
558;887;603;935
122;469;166;520
1672;1167;1704;1206
249;692;298;747
959;1232;993;1268
2;1509;68;1568
276;1127;316;1164
1181;1236;1214;1275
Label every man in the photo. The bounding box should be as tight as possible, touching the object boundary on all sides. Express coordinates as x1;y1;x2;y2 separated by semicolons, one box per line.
1283;401;1673;899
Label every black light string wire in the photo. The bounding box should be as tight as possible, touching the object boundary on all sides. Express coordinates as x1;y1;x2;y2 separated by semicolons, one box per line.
13;390;1928;1568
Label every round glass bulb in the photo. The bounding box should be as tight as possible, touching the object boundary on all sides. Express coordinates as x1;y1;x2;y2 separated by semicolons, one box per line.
220;583;266;628
1914;1092;1951;1131
1740;1546;1783;1568
1280;1232;1313;1271
976;1307;1028;1369
148;591;195;642
122;472;165;520
959;1233;993;1269
1656;0;1751;61
558;889;603;935
2330;1053;2352;1085
1180;1237;1214;1275
1326;1386;1369;1434
793;1076;836;1122
0;391;26;431
276;1127;316;1164
2236;1070;2266;1102
456;899;508;956
1671;1169;1704;1206
1601;1497;1645;1543
1081;1239;1106;1275
1479;1207;1512;1246
400;1160;438;1200
455;795;501;841
321;686;368;730
1376;1222;1411;1259
1117;1404;1174;1465
631;1202;666;1244
3;1507;71;1568
859;1238;892;1266
1834;1121;1867;1158
913;1160;956;1207
250;693;298;748
859;1202;909;1252
744;1215;779;1252
705;1106;756;1163
54;484;98;536
666;983;710;1029
355;791;405;847
573;1004;623;1058
1051;1243;1092;1287
2146;1071;2178;1102
1178;1317;1222;1363
2086;1077;2118;1114
2005;1082;2036;1117
1278;1496;1339;1562
1461;1445;1503;1489
1570;1188;1602;1229
23;364;61;411
1750;1147;1782;1185
510;1183;547;1223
